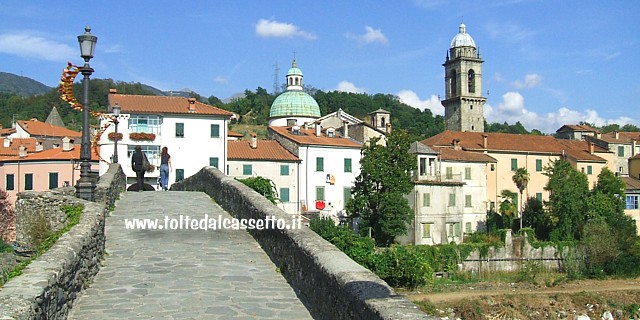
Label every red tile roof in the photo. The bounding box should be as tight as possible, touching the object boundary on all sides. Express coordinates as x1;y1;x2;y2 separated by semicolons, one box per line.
109;93;233;116
0;128;16;136
228;140;300;162
556;124;599;133
422;131;606;162
269;126;362;148
227;130;244;138
431;146;496;163
597;132;640;144
16;119;81;138
0;138;39;156
0;145;99;161
623;177;640;190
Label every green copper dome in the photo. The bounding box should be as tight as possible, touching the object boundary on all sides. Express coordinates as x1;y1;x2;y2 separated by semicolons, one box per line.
269;91;321;118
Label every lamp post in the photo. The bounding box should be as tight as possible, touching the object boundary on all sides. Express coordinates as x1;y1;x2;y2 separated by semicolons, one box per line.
112;103;120;163
75;26;98;201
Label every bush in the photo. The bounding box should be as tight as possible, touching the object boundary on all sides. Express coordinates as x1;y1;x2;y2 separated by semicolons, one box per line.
236;176;278;204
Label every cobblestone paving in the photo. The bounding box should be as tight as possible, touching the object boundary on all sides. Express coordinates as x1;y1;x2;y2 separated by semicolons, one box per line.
68;191;313;319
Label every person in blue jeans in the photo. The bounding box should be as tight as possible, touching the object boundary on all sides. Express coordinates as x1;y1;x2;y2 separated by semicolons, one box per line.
160;146;172;191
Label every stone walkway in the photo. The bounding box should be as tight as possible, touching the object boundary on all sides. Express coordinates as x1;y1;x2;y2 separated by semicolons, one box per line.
68;191;313;319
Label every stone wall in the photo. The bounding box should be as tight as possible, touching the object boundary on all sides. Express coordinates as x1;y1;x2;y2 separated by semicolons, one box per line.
462;231;569;273
172;167;433;320
0;164;125;319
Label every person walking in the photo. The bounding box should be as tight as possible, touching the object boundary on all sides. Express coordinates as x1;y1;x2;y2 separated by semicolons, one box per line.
131;145;145;191
160;146;172;191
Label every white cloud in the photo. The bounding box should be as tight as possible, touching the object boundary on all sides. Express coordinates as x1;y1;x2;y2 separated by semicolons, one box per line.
0;32;74;61
412;0;446;9
214;76;228;84
255;19;317;40
335;81;366;93
485;23;536;43
396;90;443;115
485;91;638;133
510;73;542;89
346;26;389;45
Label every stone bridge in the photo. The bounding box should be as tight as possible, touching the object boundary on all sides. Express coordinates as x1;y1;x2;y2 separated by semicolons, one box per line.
0;165;432;319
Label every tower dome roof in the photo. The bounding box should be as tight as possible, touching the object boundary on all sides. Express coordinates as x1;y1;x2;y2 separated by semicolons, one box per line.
287;58;303;76
450;23;476;48
269;91;320;118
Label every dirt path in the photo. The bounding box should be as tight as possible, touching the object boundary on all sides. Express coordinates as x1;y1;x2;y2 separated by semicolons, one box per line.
406;278;640;303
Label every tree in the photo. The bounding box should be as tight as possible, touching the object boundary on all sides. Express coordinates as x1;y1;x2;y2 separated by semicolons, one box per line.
544;159;589;241
522;196;552;240
346;129;416;246
498;189;518;230
512;168;530;229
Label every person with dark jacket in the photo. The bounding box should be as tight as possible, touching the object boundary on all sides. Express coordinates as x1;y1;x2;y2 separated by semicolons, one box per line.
131;145;145;191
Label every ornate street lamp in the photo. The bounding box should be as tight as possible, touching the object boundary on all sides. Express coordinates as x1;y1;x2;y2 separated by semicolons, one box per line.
75;26;98;201
112;103;121;163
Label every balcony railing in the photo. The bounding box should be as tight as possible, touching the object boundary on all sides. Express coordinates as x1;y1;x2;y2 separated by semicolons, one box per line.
128;124;161;135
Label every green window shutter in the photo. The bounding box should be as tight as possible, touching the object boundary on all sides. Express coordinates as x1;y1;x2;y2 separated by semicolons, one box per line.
464;167;471;180
210;124;220;138
455;223;461;236
280;164;289;176
316;157;324;172
25;173;33;190
49;172;58;189
465;222;472;233
175;169;184;182
422;223;431;238
465;194;472;207
422;193;430;207
343;187;352;203
536;159;542;172
587;165;592;175
446;167;453;179
316;186;325;201
242;164;252;175
448;193;455;207
536;192;543;203
618;146;624;157
511;158;518;171
175;123;184;137
209;157;219;168
344;158;352;173
280;188;290;202
6;174;14;191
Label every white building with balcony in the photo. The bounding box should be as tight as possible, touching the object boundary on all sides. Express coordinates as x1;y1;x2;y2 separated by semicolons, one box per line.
99;89;233;189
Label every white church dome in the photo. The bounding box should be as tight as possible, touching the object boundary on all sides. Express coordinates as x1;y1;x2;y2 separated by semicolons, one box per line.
450;23;476;48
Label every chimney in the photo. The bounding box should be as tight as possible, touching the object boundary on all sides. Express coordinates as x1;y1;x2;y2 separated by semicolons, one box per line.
342;121;349;139
452;139;461;151
3;138;9;148
482;134;488;149
62;136;73;151
250;133;257;149
18;145;26;158
188;98;196;113
315;124;322;137
35;140;43;152
614;131;619;139
596;132;601;139
589;142;595;154
109;88;117;94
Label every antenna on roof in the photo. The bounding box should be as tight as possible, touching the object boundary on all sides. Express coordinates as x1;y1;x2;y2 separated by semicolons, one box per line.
273;61;280;95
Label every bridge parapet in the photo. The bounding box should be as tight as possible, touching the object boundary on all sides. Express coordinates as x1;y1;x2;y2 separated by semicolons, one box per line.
0;164;125;319
172;167;433;320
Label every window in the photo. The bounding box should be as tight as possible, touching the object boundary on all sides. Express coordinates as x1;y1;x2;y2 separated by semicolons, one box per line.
465;222;472;234
468;69;476;93
536;192;543;203
280;164;289;176
210;124;220;138
209;157;219;168
446;167;453;179
343;187;352;203
127;145;160;159
511;158;518;171
422;223;432;238
242;164;252;175
419;158;426;176
490;164;495;171
175;169;184;182
316;157;324;172
587;165;593;175
448;223;461;237
448;193;456;207
422;193;431;207
280;188;290;202
175;123;184;138
618;146;625;157
49;172;58;190
25;173;33;190
5;174;14;191
344;158;352;173
465;194;472;207
316;186;325;201
626;195;639;209
536;159;543;172
450;70;457;96
128;115;161;134
464;167;471;180
455;223;461;237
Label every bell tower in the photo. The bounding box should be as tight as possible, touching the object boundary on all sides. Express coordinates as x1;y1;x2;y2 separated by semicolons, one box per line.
442;24;486;132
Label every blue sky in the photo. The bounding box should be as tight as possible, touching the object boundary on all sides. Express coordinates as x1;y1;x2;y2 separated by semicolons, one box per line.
0;1;638;133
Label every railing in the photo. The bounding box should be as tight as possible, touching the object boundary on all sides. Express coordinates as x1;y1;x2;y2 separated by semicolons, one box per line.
128;124;161;135
414;173;463;182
